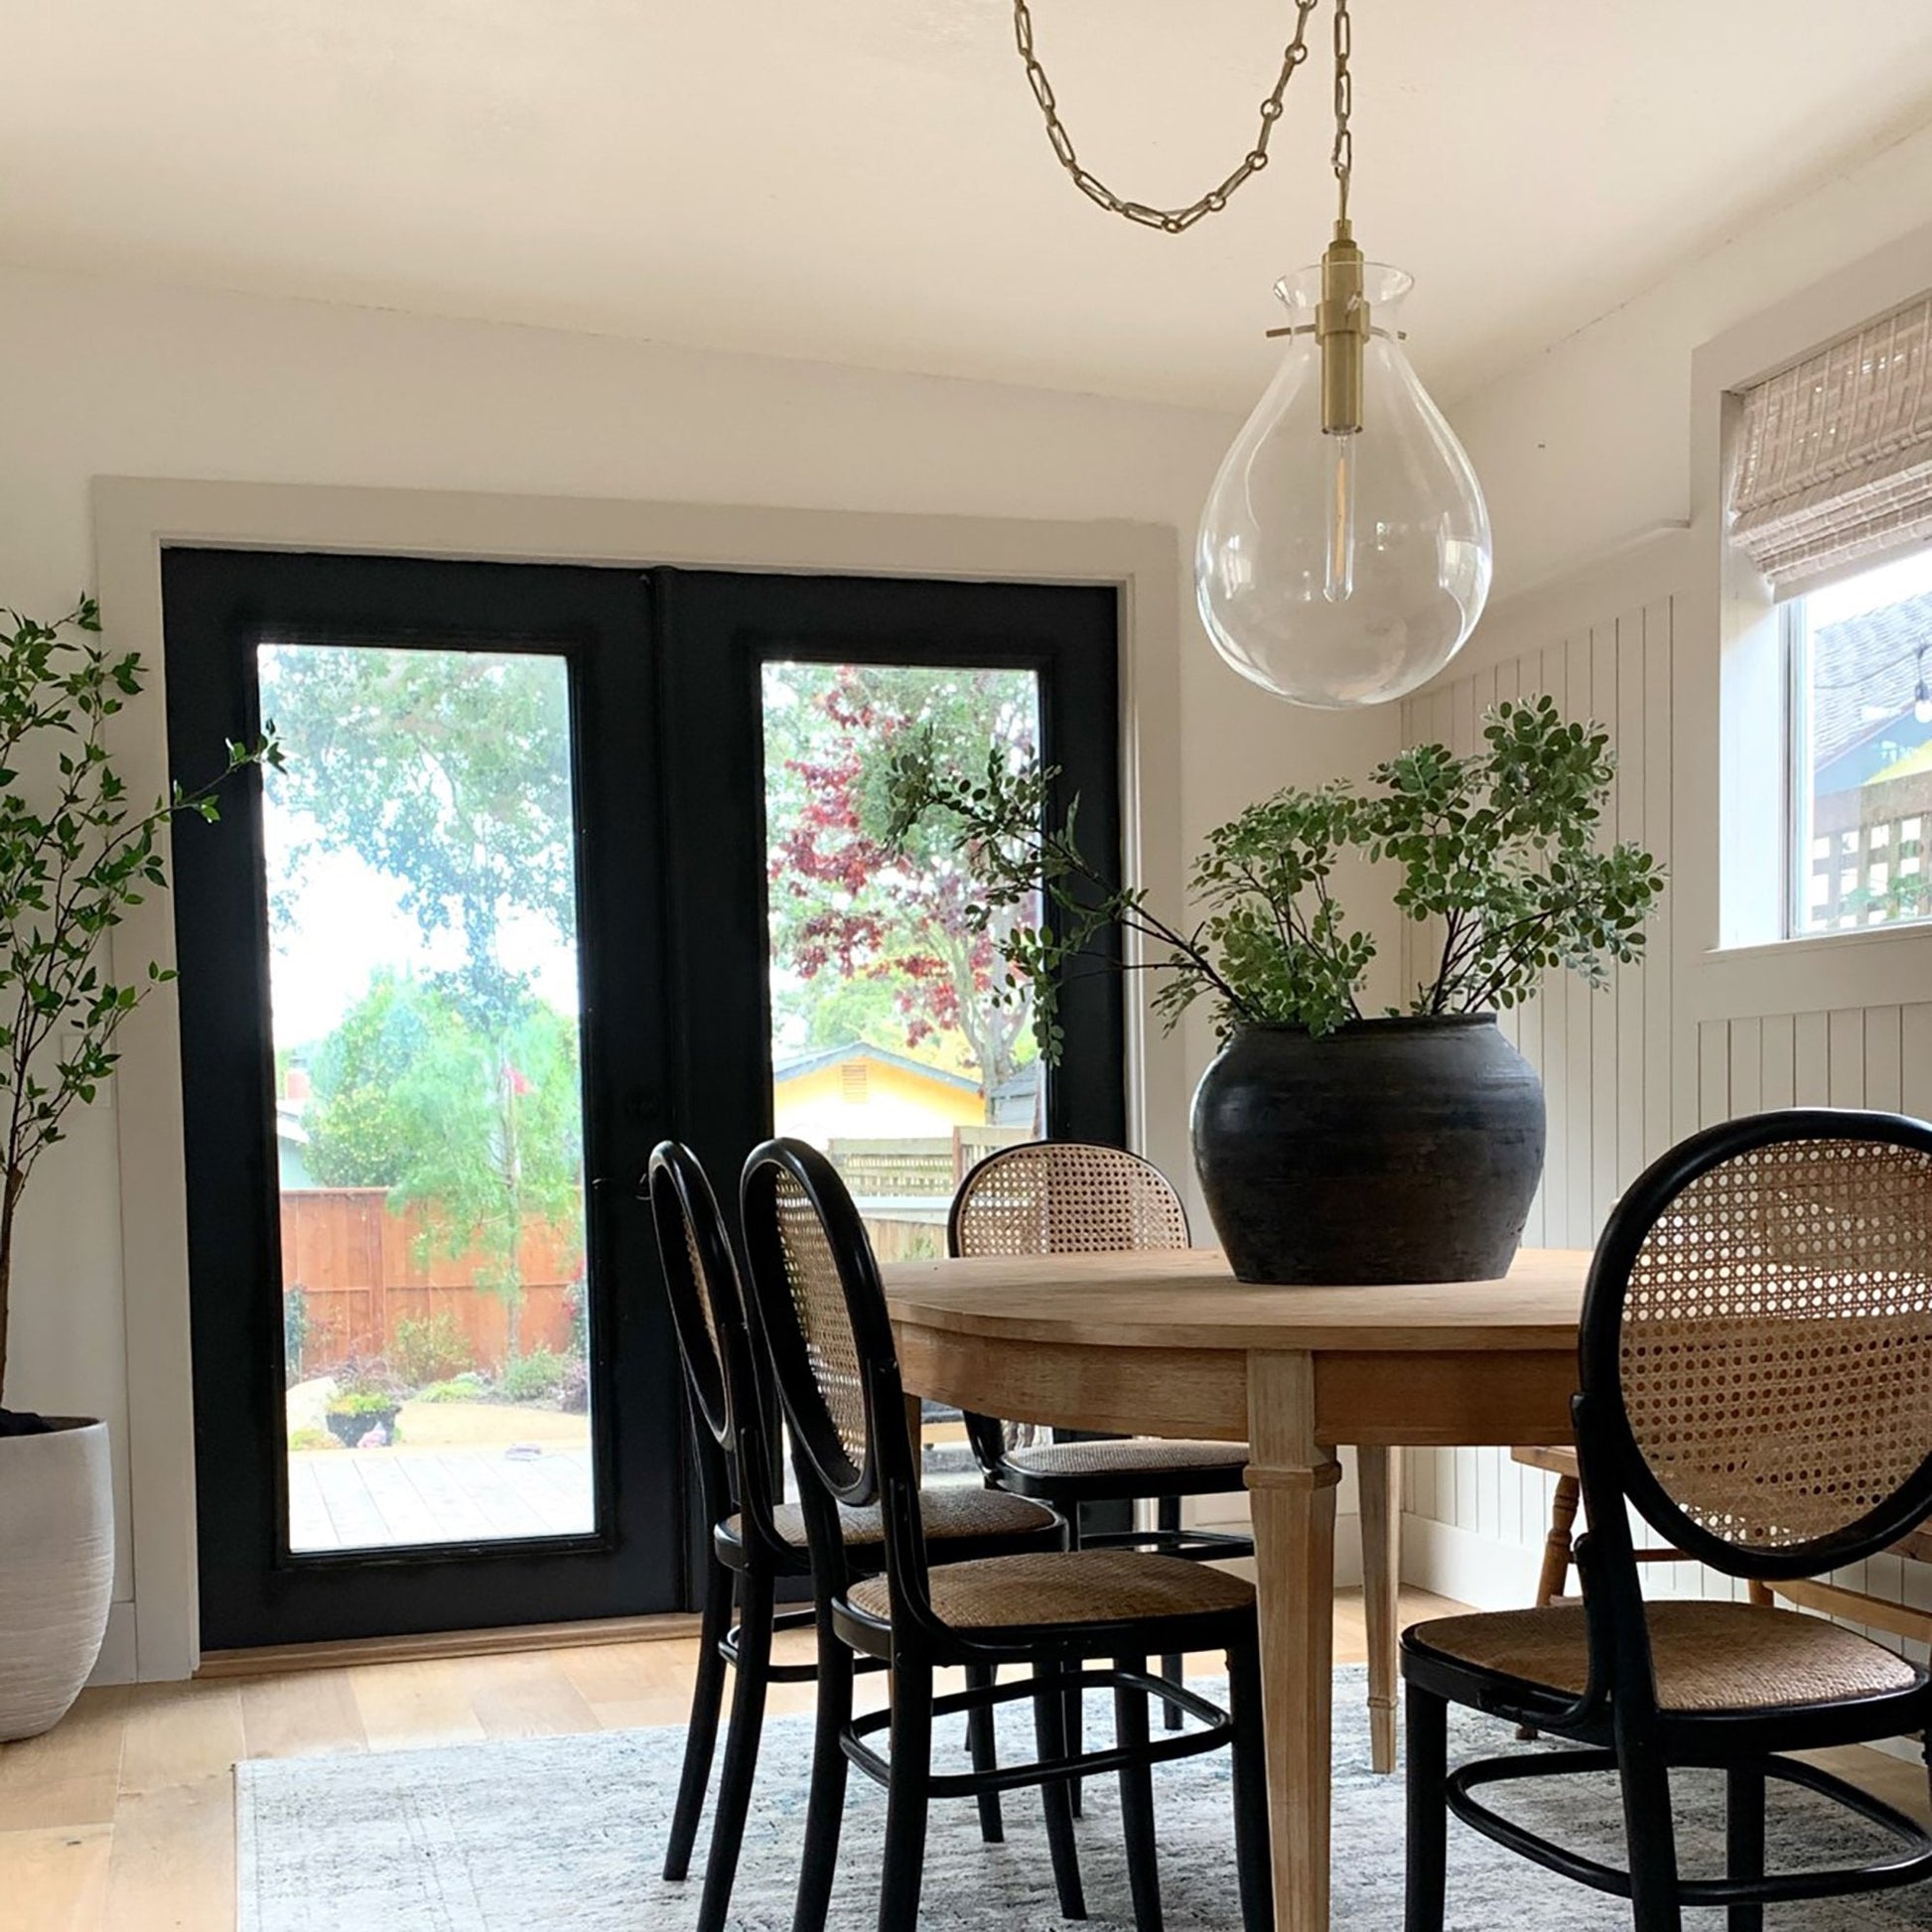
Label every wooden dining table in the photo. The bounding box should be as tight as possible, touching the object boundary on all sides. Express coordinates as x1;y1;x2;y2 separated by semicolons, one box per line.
882;1244;1591;1932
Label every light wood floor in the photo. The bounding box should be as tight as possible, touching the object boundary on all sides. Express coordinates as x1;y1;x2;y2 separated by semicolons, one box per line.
5;1587;1926;1931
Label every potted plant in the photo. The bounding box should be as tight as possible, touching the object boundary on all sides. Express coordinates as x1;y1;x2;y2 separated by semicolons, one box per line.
0;598;275;1739
323;1360;406;1448
885;696;1664;1284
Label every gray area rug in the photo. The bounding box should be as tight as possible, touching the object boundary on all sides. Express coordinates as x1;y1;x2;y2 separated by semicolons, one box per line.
235;1666;1932;1928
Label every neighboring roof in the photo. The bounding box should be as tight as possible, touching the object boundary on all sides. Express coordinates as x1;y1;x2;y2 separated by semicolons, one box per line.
771;1039;981;1096
1812;591;1932;771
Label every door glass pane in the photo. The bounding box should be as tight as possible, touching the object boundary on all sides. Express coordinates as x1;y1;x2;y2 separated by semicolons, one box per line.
762;662;1043;1479
260;644;595;1554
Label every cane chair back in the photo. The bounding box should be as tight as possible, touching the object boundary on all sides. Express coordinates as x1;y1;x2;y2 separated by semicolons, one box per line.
1580;1109;1932;1583
646;1142;789;1553
949;1142;1189;1466
741;1141;916;1503
950;1141;1189;1258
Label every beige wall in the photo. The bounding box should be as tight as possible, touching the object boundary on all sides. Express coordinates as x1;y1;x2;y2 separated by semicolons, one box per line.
0;260;1395;1674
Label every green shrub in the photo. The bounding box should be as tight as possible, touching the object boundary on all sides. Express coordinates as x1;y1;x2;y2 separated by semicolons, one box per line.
413;1374;487;1405
284;1284;310;1388
288;1426;333;1451
496;1348;565;1404
391;1311;471;1387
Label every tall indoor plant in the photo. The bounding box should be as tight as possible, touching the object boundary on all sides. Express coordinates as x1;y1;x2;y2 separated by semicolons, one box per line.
0;598;275;1738
887;696;1664;1283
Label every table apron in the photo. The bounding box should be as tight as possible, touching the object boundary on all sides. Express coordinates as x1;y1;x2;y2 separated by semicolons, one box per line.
895;1326;1578;1450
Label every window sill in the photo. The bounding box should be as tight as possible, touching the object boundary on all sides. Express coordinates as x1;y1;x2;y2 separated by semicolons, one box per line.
1684;920;1932;1024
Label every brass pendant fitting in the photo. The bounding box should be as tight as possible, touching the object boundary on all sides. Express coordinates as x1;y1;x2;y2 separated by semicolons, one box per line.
1317;219;1368;435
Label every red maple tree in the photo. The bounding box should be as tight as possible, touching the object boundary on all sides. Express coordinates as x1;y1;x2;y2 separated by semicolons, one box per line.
764;664;1039;1109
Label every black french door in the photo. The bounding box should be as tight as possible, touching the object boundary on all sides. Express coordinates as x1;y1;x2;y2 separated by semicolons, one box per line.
165;551;1121;1649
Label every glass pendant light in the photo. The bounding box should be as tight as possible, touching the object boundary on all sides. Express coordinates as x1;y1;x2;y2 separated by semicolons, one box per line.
1008;0;1490;704
1195;230;1492;707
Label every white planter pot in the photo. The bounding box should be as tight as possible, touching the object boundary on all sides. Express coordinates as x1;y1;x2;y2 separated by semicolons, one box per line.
0;1418;114;1740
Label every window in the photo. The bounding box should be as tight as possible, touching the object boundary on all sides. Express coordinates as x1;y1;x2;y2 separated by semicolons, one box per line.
1788;546;1932;934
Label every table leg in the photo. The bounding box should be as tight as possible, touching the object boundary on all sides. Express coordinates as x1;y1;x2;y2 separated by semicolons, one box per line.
903;1393;924;1485
1246;1352;1342;1932
1358;1446;1401;1774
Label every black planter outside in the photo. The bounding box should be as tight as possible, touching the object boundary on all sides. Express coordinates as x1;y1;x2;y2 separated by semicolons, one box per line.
325;1404;401;1448
1190;1014;1546;1285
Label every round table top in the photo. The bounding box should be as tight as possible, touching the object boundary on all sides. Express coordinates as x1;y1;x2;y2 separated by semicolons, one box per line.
881;1244;1590;1354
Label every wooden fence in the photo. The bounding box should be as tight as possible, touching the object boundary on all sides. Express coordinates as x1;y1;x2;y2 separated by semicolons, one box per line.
1811;771;1932;929
281;1188;582;1377
825;1127;1033;1265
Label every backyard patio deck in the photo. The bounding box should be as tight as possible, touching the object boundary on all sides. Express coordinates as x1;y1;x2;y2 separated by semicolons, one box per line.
288;1446;596;1552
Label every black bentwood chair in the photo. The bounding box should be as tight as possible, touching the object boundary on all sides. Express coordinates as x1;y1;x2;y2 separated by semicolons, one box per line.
645;1143;1063;1932
1402;1109;1932;1932
951;1142;1254;1754
741;1137;1274;1932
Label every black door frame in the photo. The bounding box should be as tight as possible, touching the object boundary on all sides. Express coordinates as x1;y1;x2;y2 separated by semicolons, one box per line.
164;552;1126;1649
165;549;682;1648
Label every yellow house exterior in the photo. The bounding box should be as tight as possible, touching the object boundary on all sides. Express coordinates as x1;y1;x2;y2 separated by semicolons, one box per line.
772;1040;985;1148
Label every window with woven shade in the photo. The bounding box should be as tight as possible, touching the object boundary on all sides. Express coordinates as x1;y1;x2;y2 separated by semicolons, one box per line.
1730;295;1932;595
1727;292;1932;939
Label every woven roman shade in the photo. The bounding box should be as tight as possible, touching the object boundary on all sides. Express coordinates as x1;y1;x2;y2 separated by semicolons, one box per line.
1729;295;1932;593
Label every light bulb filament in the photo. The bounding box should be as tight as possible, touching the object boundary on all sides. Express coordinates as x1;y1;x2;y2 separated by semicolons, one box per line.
1325;432;1355;604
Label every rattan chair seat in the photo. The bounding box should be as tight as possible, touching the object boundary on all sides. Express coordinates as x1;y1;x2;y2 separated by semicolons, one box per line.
723;1485;1057;1551
1000;1437;1250;1479
848;1549;1254;1631
1409;1599;1923;1713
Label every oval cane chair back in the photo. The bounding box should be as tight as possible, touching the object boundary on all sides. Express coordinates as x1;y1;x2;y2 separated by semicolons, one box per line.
949;1142;1188;1466
645;1141;789;1552
1579;1108;1932;1583
740;1139;930;1598
950;1141;1190;1258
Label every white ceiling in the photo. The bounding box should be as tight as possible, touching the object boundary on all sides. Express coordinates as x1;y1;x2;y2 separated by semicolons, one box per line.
8;1;1932;412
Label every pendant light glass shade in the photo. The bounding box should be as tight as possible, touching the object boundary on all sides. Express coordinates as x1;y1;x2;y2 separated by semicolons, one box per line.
1196;263;1492;708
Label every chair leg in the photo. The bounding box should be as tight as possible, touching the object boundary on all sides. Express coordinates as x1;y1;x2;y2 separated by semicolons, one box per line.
1617;1737;1685;1932
790;1598;854;1932
1113;1654;1164;1932
1033;1651;1089;1921
663;1550;733;1881
1063;1513;1085;1816
878;1654;935;1932
966;1661;1004;1845
1157;1496;1185;1729
1518;1472;1581;1742
696;1566;774;1932
1725;1764;1765;1932
1403;1681;1449;1932
1227;1638;1274;1932
1535;1474;1582;1607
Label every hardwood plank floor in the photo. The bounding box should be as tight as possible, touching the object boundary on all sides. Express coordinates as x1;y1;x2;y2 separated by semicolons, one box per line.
3;1586;1924;1931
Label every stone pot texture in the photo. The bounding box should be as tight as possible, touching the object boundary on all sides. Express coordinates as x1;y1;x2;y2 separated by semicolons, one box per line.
0;1417;115;1740
1190;1015;1547;1285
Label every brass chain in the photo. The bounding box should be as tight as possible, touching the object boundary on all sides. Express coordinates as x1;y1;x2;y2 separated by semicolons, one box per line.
1010;0;1323;233
1330;0;1353;223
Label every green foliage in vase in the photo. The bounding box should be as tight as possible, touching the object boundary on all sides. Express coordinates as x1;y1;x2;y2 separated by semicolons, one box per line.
883;695;1664;1056
0;599;278;1407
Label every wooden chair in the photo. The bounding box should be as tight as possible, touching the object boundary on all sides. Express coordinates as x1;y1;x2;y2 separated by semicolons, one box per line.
741;1136;1275;1932
1404;1109;1932;1931
645;1143;1063;1932
950;1141;1252;1760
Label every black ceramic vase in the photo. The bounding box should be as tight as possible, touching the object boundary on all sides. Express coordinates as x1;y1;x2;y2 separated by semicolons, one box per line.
1190;1014;1546;1285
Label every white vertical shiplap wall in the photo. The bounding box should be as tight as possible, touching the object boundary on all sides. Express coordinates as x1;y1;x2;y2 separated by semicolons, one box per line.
1396;599;1677;1597
1397;596;1932;1654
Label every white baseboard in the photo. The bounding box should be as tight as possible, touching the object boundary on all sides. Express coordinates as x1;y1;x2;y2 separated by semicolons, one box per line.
87;1599;139;1687
1401;1513;1542;1609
